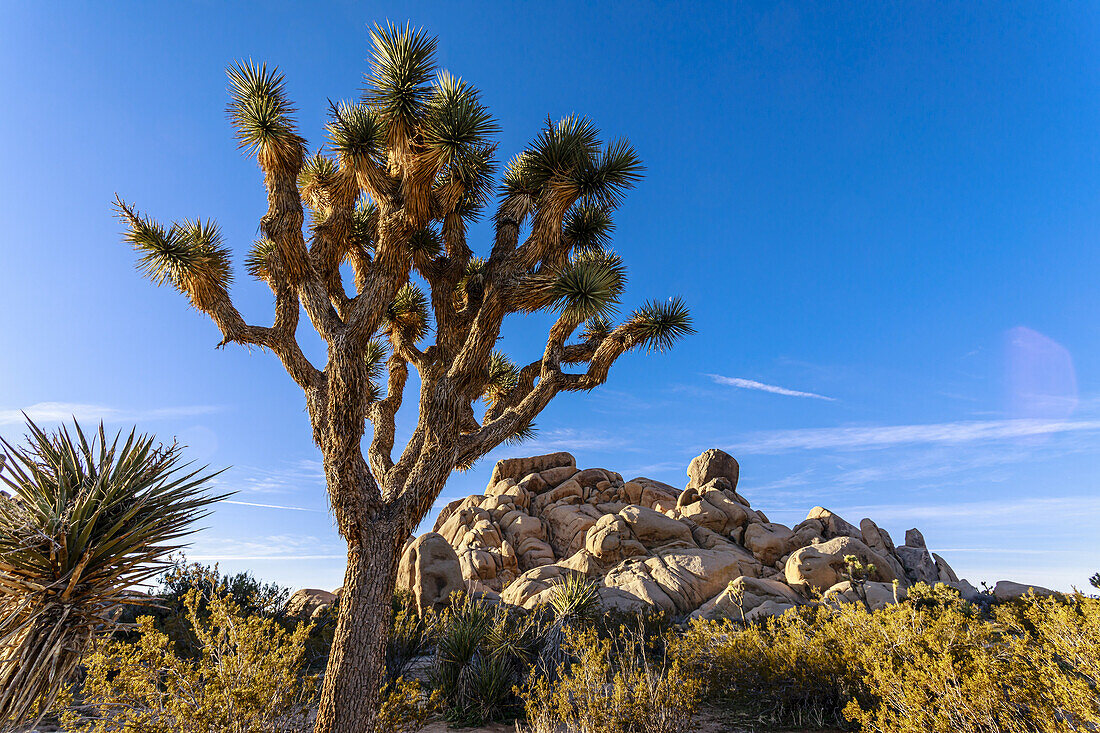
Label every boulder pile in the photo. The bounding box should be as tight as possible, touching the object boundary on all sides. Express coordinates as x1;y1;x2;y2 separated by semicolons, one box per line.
383;448;1054;622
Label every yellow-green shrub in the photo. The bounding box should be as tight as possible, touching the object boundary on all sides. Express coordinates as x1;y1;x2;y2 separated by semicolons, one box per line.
377;676;442;733
63;583;318;733
671;586;1100;733
670;607;861;730
997;593;1100;729
517;626;701;733
841;591;1026;732
843;590;1100;732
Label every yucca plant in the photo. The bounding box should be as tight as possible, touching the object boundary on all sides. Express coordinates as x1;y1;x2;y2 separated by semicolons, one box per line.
537;572;601;677
430;595;540;725
0;418;223;729
114;21;694;733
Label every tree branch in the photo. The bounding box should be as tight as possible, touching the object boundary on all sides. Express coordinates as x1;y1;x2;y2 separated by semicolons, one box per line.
367;354;408;481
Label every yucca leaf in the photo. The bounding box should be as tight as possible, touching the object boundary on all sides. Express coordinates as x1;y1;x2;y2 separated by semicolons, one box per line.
116;200;233;309
364;22;438;145
384;284;430;342
576;137;644;209
563;203;614;252
407;226;443;266
327;101;386;165
580;314;614;343
524;248;627;323
424;72;499;168
225;60;304;168
504;420;538;447
245;238;278;281
526;116;601;186
0;417;225;726
625;296;695;352
351;198;380;256
482;351;519;405
364;339;388;381
299;152;341;212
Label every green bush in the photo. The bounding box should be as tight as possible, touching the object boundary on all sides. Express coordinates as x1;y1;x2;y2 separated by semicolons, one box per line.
113;557;293;659
850;589;1098;733
670;607;860;730
517;625;700;733
64;571;443;733
670;586;1100;733
430;593;540;725
63;573;317;733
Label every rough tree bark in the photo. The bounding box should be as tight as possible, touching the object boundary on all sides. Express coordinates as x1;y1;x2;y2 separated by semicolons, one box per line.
116;24;693;733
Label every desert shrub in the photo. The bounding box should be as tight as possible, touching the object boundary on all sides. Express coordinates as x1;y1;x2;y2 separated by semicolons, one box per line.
996;592;1100;729
62;575;317;733
841;589;1027;733
377;676;442;733
154;556;291;617
113;558;294;660
536;572;601;676
670;606;861;730
517;626;700;733
386;590;434;684
673;584;1100;733
842;588;1100;732
429;593;541;725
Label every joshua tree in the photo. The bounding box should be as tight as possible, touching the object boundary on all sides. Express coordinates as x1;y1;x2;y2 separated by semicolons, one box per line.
0;419;221;729
115;23;693;733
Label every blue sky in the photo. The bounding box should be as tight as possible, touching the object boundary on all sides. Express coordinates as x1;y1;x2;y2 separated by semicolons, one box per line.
2;2;1099;591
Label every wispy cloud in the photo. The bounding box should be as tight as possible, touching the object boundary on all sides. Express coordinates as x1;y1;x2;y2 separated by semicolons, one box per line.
491;428;634;456
937;548;1077;555
820;495;1100;526
189;534;342;562
0;402;222;426
707;375;836;401
214;459;326;495
223;500;326;513
728;418;1100;454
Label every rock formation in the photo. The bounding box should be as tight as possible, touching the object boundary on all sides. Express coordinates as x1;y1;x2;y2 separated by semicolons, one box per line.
391;448;1007;621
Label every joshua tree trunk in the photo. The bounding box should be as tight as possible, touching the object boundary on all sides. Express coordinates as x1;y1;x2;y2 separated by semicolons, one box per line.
315;522;401;733
116;22;695;733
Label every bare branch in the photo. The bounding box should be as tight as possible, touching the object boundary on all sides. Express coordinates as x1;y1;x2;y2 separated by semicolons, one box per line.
115;197;322;391
367;354;408;481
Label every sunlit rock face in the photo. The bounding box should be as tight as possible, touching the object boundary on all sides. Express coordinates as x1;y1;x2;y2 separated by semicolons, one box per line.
384;448;1020;620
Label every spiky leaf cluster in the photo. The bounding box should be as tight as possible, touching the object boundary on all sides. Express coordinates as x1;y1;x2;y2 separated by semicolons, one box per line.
362;339;389;404
625;297;695;352
501;117;644;216
521;249;626;324
0;418;223;725
482;351;519;405
408;226;443;268
327;101;386;167
580;314;614;343
563;203;614;252
365;23;438;149
424;73;499;215
503;420;538;446
384;284;430;342
226;61;304;170
455;256;488;310
299;153;342;212
117;201;232;310
244;238;278;282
